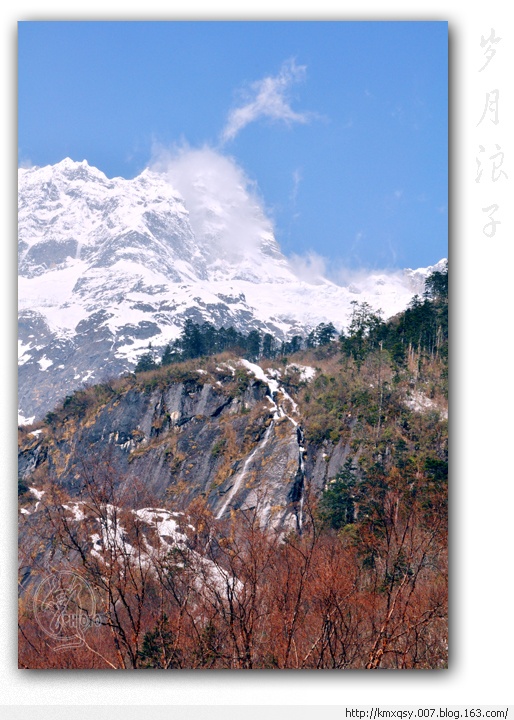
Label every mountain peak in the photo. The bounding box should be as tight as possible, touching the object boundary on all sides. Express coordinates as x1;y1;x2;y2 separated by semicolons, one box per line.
18;157;444;422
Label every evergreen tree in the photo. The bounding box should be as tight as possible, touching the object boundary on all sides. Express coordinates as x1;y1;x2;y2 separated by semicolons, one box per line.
245;329;261;360
223;326;244;353
134;345;158;373
289;335;303;354
160;343;175;366
179;319;204;359
425;261;448;302
381;263;448;364
319;458;359;530
138;615;179;669
341;302;384;366
307;322;337;348
262;333;277;358
200;322;218;355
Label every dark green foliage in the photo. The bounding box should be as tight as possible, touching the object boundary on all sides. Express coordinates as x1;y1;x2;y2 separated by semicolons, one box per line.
394;438;409;469
302;371;350;444
160;344;176;366
261;332;277;358
179;319;205;359
245;329;261;361
379;263;448;368
425;262;448;301
19;263;448;671
211;438;227;458
278;335;304;356
59;390;95;420
287;335;303;354
381;551;414;591
306;322;337;348
420;456;448;519
424;456;448;483
18;477;30;498
134;351;158;373
133;321;306;373
138;614;180;669
233;367;251;394
319;458;358;530
194;620;223;667
335;264;448;377
340;302;385;367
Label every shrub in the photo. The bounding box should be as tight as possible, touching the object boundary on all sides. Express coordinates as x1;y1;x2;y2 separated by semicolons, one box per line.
211;438;227;458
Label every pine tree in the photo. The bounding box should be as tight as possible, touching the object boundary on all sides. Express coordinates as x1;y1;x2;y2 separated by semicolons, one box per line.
134;346;158;373
245;330;261;360
319;457;359;530
262;333;276;358
160;343;175;366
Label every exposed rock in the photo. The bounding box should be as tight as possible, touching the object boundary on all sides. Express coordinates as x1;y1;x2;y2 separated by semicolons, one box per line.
18;367;354;532
18;158;446;422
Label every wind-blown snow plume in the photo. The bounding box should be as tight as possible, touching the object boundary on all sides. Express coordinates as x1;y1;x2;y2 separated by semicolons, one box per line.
18;155;446;424
287;252;328;285
221;58;315;144
150;144;273;260
290;168;302;205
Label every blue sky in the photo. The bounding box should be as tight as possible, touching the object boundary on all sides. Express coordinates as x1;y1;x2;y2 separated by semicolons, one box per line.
18;21;447;271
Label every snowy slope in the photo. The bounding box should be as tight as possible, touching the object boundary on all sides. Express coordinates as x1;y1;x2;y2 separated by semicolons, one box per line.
18;158;445;422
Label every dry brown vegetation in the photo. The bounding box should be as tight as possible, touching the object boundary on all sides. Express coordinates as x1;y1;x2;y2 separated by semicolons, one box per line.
19;320;448;670
19;448;447;669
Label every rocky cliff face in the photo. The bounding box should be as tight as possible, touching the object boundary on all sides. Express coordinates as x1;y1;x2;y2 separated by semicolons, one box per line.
18;158;444;423
19;332;449;545
19;354;371;537
20;362;303;532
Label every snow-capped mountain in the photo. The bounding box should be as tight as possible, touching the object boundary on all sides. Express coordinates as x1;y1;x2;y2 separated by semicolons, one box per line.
18;158;445;423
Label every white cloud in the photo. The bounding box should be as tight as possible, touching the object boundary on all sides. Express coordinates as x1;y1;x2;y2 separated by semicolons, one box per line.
221;58;315;144
287;252;328;285
150;143;273;259
285;240;418;289
290;168;302;205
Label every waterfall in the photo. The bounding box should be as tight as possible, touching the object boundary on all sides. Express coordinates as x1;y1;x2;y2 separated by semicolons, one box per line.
216;361;308;527
216;421;275;520
294;424;306;533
